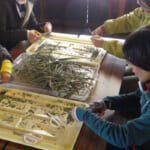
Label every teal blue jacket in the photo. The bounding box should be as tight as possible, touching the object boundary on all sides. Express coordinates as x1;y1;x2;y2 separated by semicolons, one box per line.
75;82;150;149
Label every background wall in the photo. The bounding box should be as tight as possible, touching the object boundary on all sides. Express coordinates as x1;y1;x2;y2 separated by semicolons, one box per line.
34;0;138;33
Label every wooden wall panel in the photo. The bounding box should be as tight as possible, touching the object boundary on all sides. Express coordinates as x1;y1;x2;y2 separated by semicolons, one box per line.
124;0;138;13
38;0;87;27
88;0;110;27
108;0;137;18
34;0;138;29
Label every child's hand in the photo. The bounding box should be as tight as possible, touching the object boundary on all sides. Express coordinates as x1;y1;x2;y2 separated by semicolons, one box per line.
91;35;104;48
1;72;11;83
88;100;106;117
28;30;41;43
92;26;104;35
44;22;52;33
71;107;80;121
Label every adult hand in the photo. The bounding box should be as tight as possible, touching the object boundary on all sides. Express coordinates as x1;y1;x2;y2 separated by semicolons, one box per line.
44;22;52;33
91;35;105;48
1;72;11;83
92;26;104;35
28;30;41;44
88;100;106;117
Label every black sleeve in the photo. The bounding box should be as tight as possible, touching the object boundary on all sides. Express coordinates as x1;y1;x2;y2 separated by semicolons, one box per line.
0;1;28;48
27;11;45;32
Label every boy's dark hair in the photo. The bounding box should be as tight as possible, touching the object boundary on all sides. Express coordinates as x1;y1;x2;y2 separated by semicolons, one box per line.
143;0;150;7
123;25;150;71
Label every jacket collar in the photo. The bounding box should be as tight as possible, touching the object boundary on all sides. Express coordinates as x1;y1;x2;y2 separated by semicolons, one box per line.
139;81;150;93
21;0;34;28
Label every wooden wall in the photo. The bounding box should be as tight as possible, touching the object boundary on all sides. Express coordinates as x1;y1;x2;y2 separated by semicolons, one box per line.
34;0;138;29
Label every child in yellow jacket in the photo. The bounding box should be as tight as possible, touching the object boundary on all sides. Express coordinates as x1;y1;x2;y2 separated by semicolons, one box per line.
0;45;13;83
91;0;150;58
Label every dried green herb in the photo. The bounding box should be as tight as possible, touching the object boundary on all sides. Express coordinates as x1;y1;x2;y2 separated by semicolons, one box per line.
66;113;74;124
34;40;100;61
0;91;7;95
13;52;94;98
2;116;14;122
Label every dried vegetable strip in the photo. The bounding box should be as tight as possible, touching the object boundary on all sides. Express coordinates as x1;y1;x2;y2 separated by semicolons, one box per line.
27;38;105;63
12;53;95;98
0;87;88;149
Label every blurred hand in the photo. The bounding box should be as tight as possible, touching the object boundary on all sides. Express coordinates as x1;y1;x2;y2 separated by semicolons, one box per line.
91;35;104;48
88;100;106;117
1;72;11;83
71;107;79;121
92;26;104;35
28;30;41;44
44;22;52;33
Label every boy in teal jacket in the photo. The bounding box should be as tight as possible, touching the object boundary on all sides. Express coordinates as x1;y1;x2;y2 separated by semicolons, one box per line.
71;25;150;150
91;0;150;58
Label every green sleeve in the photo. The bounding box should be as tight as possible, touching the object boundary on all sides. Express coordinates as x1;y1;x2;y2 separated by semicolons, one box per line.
103;40;125;58
103;8;144;34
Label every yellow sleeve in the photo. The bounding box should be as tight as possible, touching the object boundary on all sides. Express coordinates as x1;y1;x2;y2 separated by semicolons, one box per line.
103;8;145;34
0;60;13;73
103;40;125;58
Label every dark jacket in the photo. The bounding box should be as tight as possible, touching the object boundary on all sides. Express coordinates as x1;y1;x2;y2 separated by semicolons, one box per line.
0;0;45;49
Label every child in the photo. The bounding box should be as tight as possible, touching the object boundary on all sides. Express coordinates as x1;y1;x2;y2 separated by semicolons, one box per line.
91;0;150;58
71;25;150;150
0;45;13;83
0;0;52;50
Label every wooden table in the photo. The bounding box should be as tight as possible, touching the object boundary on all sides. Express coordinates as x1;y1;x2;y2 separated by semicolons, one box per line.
0;40;126;150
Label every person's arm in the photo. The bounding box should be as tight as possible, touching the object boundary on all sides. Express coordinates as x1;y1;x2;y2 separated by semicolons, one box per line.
0;60;13;83
102;89;141;111
93;8;144;36
91;36;125;58
83;90;141;118
103;7;144;35
0;2;28;46
0;1;51;46
27;11;52;33
0;60;12;73
0;4;41;45
0;45;13;64
27;11;45;31
73;107;150;148
0;45;13;83
102;40;125;58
